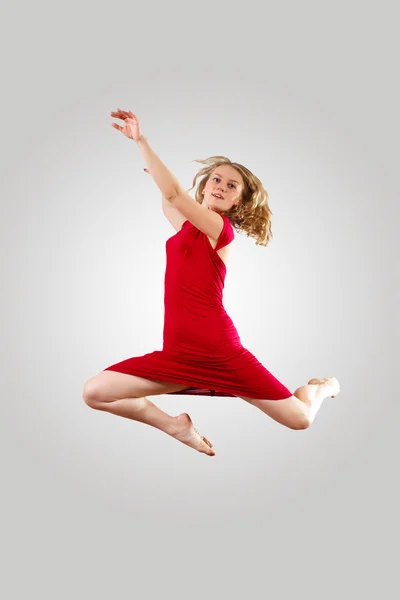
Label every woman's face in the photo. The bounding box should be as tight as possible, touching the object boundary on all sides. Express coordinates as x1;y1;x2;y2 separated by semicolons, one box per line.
202;165;244;212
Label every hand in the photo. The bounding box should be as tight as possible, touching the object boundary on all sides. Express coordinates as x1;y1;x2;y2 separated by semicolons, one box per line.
110;108;143;141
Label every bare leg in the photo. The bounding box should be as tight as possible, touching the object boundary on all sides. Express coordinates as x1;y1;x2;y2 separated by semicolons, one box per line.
294;377;340;424
240;376;340;429
91;396;216;456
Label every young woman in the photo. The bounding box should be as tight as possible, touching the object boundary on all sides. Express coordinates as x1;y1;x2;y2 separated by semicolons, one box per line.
82;108;340;457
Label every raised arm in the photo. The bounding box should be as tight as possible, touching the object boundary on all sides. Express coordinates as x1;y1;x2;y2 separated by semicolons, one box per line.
161;194;187;231
110;109;180;200
142;167;186;231
135;136;181;201
111;108;223;241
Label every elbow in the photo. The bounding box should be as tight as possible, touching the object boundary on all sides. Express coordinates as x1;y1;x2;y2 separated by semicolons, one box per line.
165;190;178;205
165;182;184;204
165;193;176;204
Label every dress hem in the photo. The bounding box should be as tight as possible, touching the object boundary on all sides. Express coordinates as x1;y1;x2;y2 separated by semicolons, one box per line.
103;365;293;400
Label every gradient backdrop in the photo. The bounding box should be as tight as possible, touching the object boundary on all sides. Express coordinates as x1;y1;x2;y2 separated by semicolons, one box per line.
1;0;398;598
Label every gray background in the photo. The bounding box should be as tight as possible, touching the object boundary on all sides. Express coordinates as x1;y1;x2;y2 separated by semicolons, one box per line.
1;0;398;598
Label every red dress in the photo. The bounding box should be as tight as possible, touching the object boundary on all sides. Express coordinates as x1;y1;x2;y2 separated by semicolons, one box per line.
104;215;292;400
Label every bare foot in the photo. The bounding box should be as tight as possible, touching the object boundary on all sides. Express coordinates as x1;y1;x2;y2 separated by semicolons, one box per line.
171;413;216;456
307;377;340;398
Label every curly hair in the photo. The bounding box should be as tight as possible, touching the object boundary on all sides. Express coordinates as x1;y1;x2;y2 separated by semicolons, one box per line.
186;155;273;247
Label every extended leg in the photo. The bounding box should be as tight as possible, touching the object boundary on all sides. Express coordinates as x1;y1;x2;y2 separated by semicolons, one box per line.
240;377;340;429
83;371;215;456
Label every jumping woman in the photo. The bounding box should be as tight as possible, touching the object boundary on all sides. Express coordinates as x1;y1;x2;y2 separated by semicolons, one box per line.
82;108;340;457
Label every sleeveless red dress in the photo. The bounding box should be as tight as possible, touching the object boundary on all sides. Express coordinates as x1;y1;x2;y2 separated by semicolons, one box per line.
104;215;292;400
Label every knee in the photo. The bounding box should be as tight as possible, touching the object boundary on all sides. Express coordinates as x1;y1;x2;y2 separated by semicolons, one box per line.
289;414;312;430
82;380;102;408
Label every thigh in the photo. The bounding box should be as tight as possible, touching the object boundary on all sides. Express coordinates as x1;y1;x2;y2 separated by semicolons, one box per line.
83;370;190;403
239;394;304;428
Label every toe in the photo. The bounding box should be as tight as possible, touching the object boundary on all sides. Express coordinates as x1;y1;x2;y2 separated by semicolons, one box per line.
200;436;214;455
193;426;214;454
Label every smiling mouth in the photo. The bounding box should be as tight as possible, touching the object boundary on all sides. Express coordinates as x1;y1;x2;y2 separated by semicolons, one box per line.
212;194;224;199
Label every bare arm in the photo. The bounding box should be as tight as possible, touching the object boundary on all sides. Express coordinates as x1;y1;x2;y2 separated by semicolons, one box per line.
111;110;181;200
139;143;223;240
168;187;223;241
138;136;222;240
143;167;187;231
162;194;187;231
136;136;180;201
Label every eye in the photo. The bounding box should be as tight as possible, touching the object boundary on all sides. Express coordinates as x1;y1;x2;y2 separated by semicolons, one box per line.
213;177;236;189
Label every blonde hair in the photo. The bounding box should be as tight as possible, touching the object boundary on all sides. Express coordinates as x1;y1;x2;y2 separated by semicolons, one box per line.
187;155;273;247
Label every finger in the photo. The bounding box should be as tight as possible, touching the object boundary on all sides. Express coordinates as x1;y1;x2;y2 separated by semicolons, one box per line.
111;112;127;120
112;109;137;122
111;123;123;131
